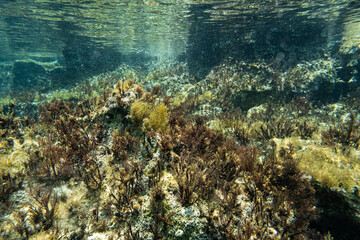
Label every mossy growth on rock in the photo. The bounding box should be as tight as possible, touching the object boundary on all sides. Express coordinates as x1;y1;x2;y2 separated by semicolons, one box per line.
130;99;152;124
143;102;168;132
130;99;169;132
274;137;360;191
2;64;360;239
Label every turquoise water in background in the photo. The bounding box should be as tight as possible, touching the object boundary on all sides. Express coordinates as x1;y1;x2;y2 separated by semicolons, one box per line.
0;0;358;93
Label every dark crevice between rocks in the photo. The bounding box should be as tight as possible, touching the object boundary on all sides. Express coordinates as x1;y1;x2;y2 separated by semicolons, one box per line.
232;90;303;112
232;81;360;112
310;184;360;240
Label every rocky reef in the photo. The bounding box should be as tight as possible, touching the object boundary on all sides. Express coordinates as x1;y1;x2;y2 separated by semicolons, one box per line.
0;59;360;239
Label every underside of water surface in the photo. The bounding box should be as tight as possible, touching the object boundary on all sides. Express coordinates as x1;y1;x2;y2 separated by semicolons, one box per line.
1;1;360;240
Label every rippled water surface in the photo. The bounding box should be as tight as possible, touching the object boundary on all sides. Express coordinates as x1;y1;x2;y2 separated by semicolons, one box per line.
0;0;360;95
0;0;357;64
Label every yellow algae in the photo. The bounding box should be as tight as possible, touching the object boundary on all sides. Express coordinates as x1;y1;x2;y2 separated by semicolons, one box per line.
0;139;30;174
130;99;152;123
197;90;215;102
274;137;360;191
143;103;168;132
130;99;169;132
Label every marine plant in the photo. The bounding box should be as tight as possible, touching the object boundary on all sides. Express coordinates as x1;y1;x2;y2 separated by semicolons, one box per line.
129;88;169;133
0;77;334;239
233;127;251;146
5;187;58;239
255;118;296;140
35;134;69;179
322;111;360;149
161;113;313;240
289;96;312;116
171;150;211;206
130;100;152;124
193;141;318;239
295;120;317;139
33;99;105;190
0;171;23;203
0;102;15;137
143;102;168;132
124;220;144;240
111;129;138;162
0;101;27;142
26;188;58;231
148;182;175;240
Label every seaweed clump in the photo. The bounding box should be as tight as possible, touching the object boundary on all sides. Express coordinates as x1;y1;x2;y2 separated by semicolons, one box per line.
256;118;296;140
322;111;360;150
157;113;318;238
130;94;169;132
4;187;58;239
23;99;104;190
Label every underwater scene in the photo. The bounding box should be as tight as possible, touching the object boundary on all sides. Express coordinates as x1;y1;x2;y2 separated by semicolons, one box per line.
1;0;360;239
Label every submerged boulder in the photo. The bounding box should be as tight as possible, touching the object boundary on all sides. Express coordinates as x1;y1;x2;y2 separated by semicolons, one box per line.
12;60;48;92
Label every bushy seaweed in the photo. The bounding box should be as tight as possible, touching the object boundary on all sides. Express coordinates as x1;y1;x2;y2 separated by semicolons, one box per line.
322;111;360;149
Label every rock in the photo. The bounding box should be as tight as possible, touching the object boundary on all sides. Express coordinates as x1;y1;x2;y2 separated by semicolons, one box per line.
12;60;47;91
